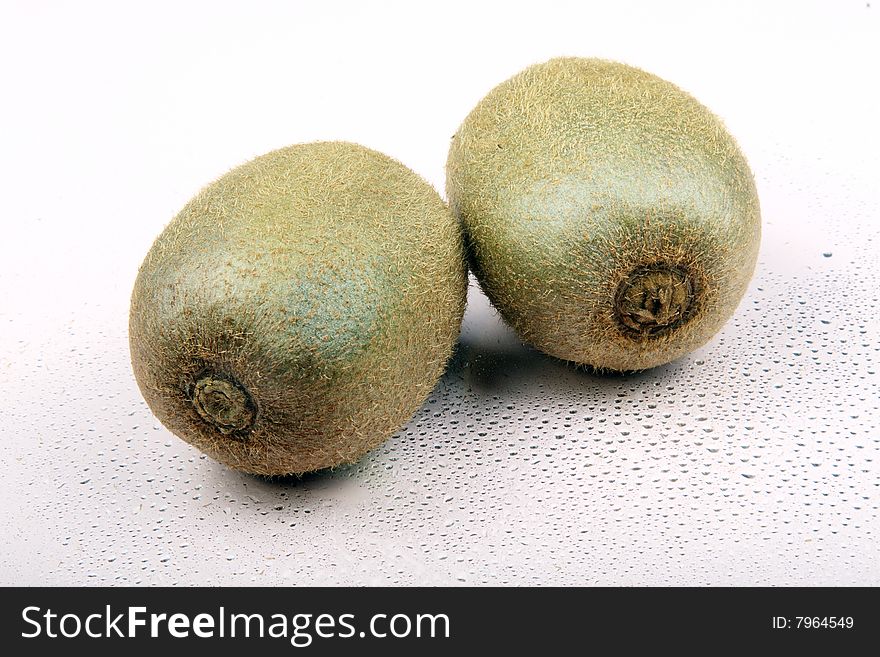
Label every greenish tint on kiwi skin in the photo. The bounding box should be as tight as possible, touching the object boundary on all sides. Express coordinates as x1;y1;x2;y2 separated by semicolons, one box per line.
129;141;468;476
446;57;761;371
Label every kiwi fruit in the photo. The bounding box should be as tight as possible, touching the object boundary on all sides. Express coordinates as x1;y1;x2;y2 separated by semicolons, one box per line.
447;58;761;371
130;142;467;476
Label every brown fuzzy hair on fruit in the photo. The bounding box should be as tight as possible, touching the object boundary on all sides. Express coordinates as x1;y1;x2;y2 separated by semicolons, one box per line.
130;142;467;476
446;57;761;371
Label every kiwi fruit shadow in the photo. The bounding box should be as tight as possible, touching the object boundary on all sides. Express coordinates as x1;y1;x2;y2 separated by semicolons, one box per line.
449;281;670;392
217;282;676;492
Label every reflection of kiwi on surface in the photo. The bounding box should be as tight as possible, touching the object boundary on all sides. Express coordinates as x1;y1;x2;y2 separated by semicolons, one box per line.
130;142;467;476
447;57;761;371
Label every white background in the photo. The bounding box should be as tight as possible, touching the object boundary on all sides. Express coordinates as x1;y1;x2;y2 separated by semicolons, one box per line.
1;1;877;584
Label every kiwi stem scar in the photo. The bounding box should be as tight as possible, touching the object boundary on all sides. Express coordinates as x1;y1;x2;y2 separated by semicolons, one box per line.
192;374;255;436
615;264;696;337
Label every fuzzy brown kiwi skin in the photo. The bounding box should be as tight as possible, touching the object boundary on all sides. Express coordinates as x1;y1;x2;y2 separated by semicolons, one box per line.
614;263;698;337
129;141;467;476
446;57;761;371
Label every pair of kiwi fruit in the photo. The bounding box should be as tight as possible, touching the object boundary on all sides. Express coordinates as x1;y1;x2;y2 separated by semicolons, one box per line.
130;58;761;476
